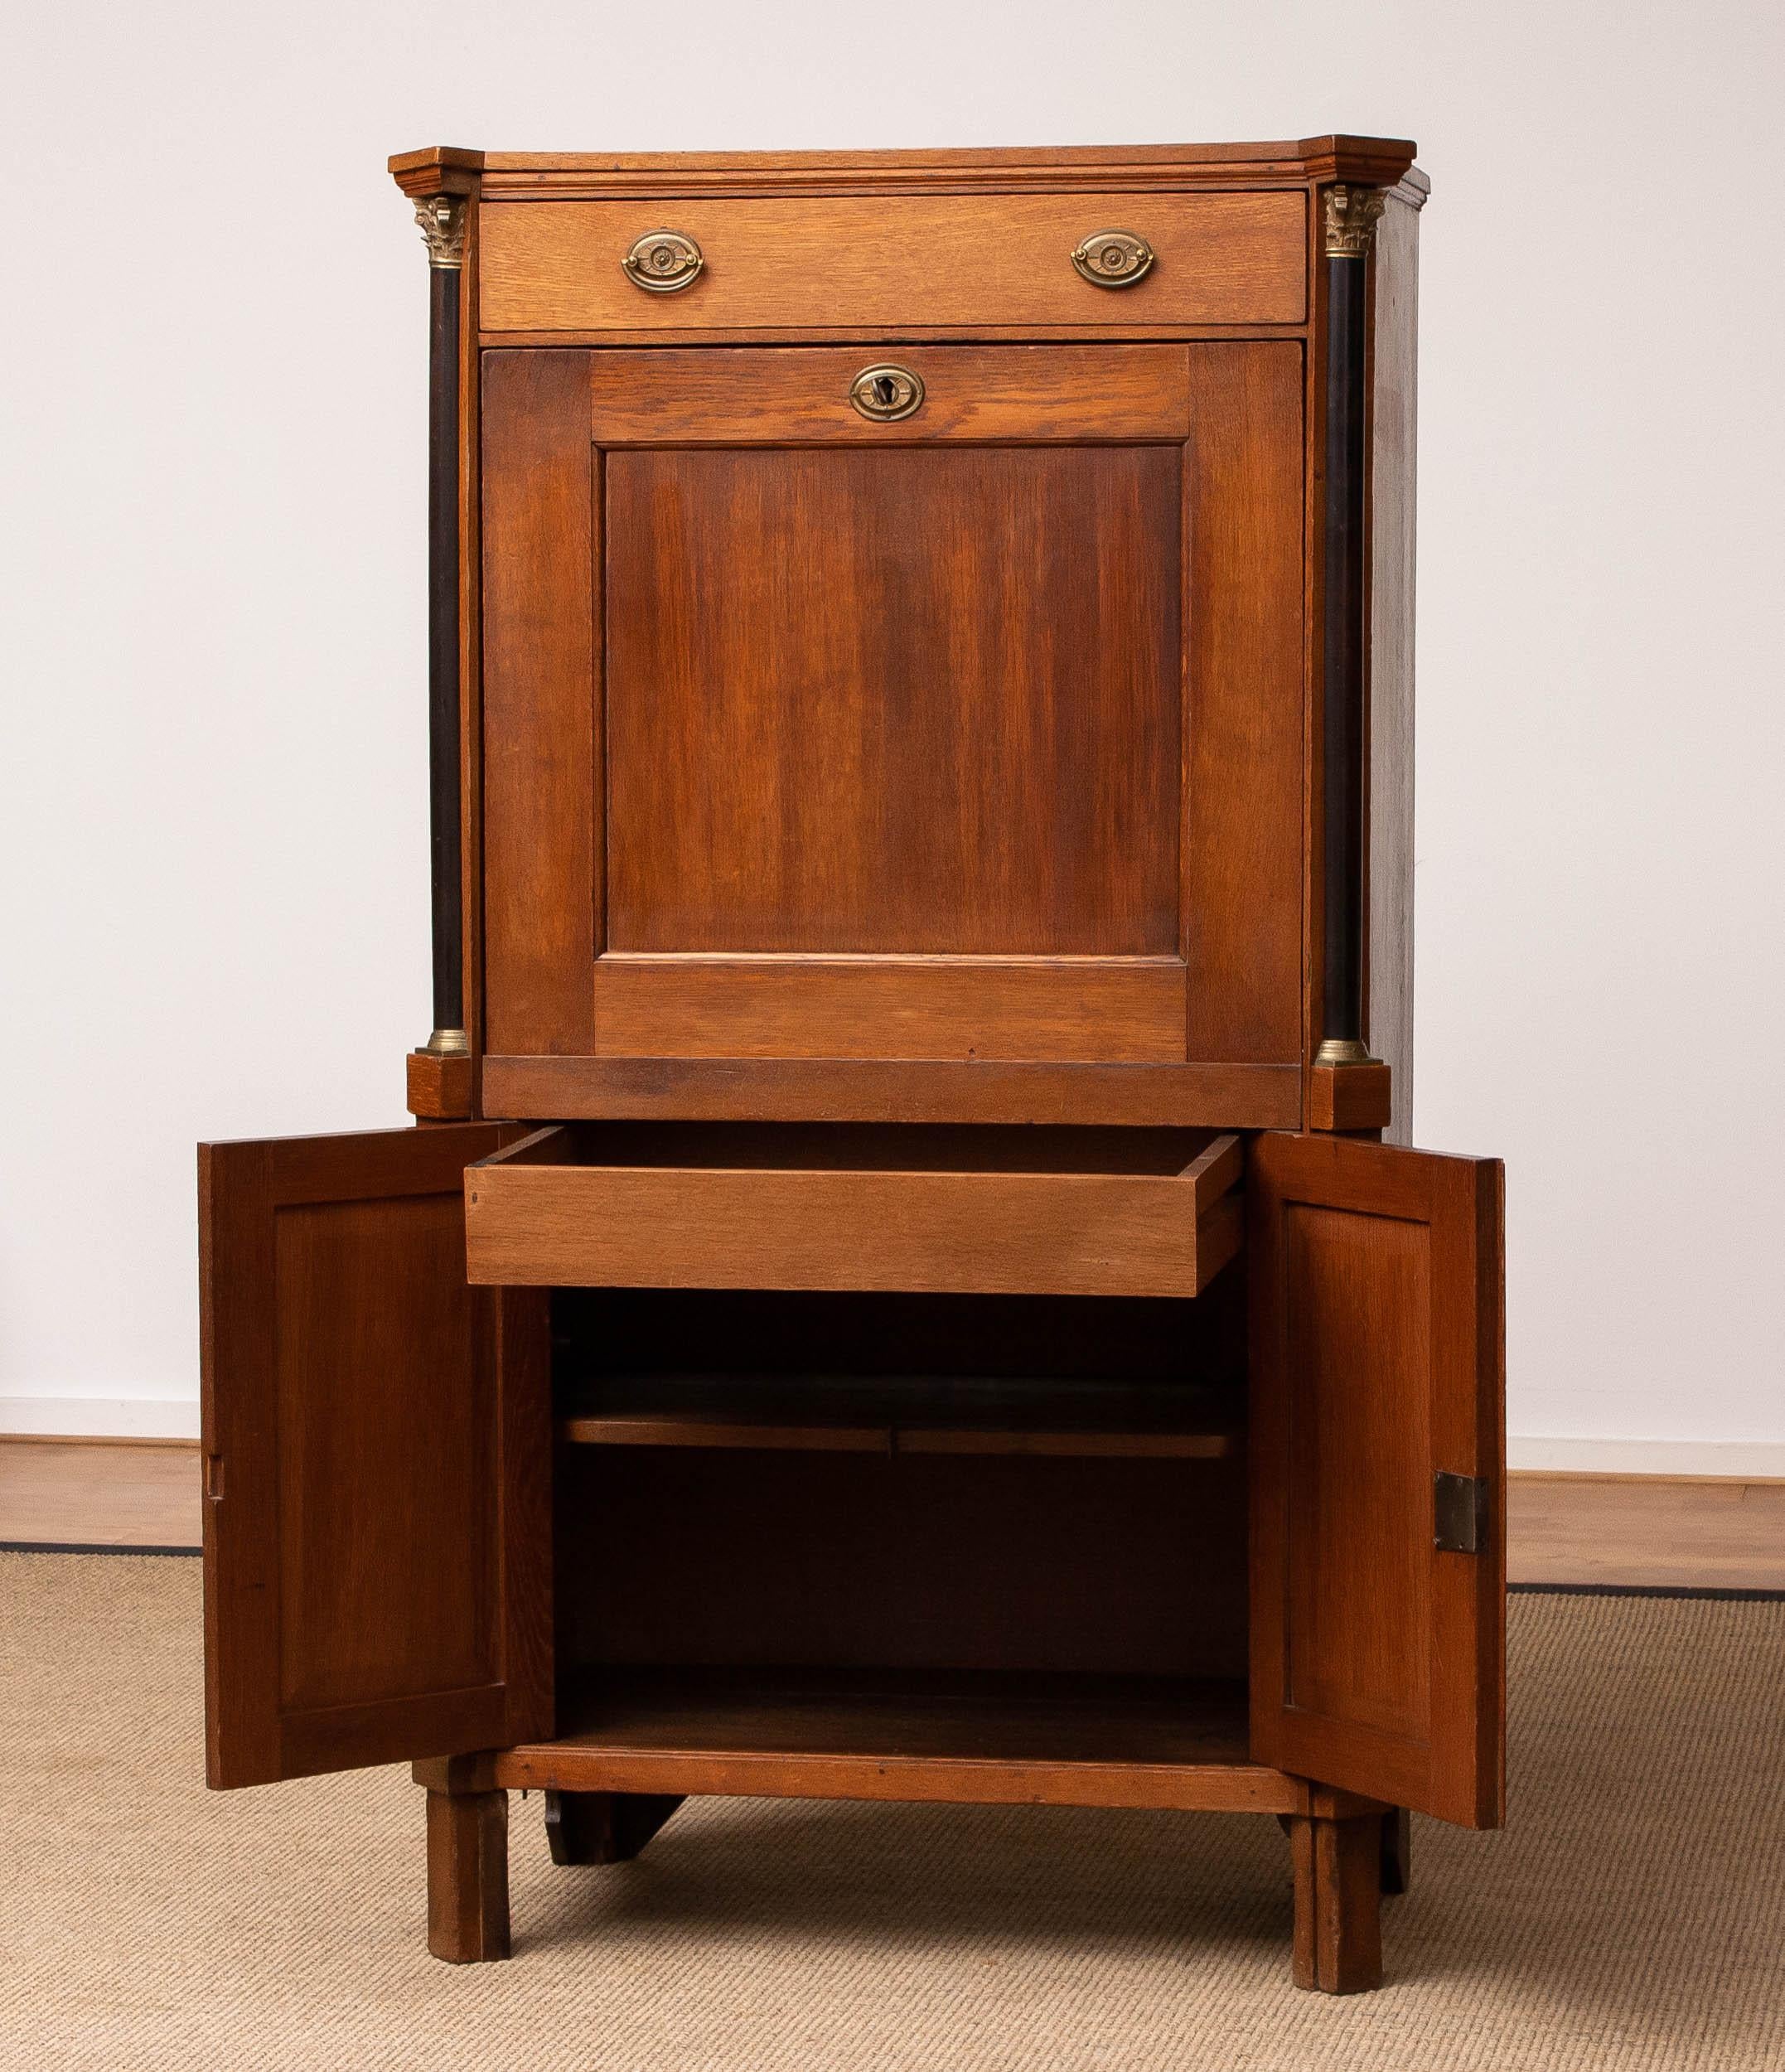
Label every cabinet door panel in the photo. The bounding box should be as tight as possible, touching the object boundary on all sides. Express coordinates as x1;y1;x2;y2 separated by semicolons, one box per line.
1249;1132;1505;1828
199;1125;551;1788
604;440;1182;966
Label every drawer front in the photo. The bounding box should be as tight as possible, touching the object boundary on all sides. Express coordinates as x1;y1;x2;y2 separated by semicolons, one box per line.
464;1130;1244;1300
479;191;1308;332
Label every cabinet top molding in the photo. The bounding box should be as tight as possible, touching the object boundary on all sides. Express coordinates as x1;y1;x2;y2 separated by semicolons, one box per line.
389;136;1424;202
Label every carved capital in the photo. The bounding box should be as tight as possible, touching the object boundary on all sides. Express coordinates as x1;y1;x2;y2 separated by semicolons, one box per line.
414;193;467;269
1323;186;1386;260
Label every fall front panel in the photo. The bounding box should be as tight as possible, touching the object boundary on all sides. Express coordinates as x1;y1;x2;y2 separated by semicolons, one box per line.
480;345;1304;1102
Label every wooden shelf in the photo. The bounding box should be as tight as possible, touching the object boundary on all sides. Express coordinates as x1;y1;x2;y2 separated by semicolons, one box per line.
556;1372;1242;1461
492;1668;1297;1813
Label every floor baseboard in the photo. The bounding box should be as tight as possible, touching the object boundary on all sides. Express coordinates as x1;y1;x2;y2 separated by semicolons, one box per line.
0;1398;200;1442
1507;1436;1785;1478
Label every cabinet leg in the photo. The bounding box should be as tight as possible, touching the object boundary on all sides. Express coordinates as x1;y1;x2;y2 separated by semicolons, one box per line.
424;1784;510;1963
544;1790;685;1866
1287;1813;1383;1993
1379;1806;1411;1896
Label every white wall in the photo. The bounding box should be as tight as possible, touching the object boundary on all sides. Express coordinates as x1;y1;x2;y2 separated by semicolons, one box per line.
4;0;1783;1469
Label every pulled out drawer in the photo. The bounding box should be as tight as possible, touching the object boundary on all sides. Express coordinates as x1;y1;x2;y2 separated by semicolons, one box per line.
465;1124;1242;1300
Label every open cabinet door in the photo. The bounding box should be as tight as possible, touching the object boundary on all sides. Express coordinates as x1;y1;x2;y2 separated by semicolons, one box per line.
1249;1133;1505;1828
199;1125;552;1788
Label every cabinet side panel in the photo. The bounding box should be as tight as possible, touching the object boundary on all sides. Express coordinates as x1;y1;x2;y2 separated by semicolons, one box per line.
1183;344;1305;1069
1367;195;1418;1142
481;351;597;1055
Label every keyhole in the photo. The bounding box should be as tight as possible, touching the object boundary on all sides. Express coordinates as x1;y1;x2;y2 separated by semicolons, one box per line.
873;375;899;408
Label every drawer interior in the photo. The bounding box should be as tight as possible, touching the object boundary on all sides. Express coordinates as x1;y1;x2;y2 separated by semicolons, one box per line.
489;1121;1225;1176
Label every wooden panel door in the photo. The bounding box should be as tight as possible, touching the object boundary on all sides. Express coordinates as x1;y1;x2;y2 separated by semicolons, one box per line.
199;1125;552;1788
479;342;1306;1125
1249;1133;1505;1828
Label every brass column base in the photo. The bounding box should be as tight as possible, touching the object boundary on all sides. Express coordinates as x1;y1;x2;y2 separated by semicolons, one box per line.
1313;1036;1378;1070
422;1027;470;1058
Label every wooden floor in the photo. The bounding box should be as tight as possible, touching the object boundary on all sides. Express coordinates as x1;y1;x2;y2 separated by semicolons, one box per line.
1506;1473;1785;1590
0;1441;201;1549
1;1439;1780;1589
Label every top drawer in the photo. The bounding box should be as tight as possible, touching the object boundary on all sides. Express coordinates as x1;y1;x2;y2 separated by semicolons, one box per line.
477;191;1308;332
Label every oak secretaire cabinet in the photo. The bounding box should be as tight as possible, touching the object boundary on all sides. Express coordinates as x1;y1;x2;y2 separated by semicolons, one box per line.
198;138;1504;1996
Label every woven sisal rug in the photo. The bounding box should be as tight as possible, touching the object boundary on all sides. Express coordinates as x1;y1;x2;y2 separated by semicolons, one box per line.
2;1552;1780;2070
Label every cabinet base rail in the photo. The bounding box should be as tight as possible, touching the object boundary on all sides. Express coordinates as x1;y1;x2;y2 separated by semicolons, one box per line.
414;1758;1394;1994
413;1671;1396;1992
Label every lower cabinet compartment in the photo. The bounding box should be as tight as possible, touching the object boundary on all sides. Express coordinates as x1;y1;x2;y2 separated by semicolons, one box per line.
514;1283;1262;1809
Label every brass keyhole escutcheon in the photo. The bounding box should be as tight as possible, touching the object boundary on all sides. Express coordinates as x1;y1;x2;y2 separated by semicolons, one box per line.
849;363;925;423
621;229;704;293
1070;229;1155;288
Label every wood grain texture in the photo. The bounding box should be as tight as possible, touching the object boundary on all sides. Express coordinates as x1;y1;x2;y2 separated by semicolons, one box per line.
1182;345;1305;1064
1288;1812;1385;1992
589;958;1187;1063
1507;1474;1785;1588
1367;192;1420;1144
463;1125;1241;1298
198;1126;552;1789
1306;1061;1393;1133
491;1670;1295;1813
479;192;1307;332
406;1046;473;1120
554;1369;1240;1461
425;1784;510;1963
602;438;1182;960
0;1440;199;1547
590;344;1192;443
394;137;1420;192
480;351;597;1057
478;339;1321;1097
1248;1133;1505;1829
479;1055;1302;1126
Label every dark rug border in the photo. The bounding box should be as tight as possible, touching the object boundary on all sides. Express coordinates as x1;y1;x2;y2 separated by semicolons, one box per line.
2;1546;1779;1602
2;1542;201;1557
1511;1580;1785;1603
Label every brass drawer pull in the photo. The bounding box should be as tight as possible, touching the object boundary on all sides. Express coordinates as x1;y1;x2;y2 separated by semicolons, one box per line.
849;363;925;423
1071;230;1154;288
622;229;704;293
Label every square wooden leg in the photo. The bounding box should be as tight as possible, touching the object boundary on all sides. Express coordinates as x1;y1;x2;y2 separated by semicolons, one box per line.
1287;1812;1384;1993
425;1784;510;1963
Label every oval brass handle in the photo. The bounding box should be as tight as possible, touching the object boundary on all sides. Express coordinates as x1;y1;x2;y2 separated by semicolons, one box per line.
621;229;704;293
849;363;925;423
1071;230;1154;288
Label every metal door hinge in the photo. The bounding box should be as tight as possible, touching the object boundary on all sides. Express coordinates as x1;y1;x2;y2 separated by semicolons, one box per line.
1434;1471;1487;1554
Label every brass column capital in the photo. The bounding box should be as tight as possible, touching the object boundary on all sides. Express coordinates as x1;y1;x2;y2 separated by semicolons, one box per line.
1323;185;1386;259
414;193;467;269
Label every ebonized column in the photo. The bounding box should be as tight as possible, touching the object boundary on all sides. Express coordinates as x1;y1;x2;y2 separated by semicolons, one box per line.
414;193;468;1060
1315;184;1386;1072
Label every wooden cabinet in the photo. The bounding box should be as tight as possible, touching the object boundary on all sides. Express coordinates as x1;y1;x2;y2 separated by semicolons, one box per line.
199;136;1503;1997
